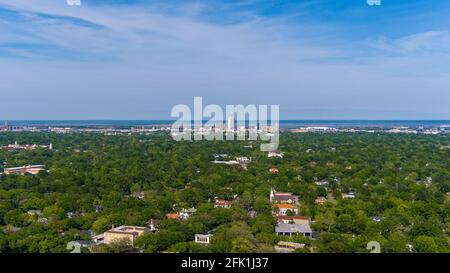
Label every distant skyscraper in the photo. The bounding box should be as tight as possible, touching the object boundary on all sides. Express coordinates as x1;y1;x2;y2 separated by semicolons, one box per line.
227;114;234;131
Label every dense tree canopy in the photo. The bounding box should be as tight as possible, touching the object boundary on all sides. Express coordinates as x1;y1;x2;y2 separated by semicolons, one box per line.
0;131;448;253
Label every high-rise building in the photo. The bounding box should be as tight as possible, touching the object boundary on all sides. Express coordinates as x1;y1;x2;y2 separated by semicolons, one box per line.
227;114;234;131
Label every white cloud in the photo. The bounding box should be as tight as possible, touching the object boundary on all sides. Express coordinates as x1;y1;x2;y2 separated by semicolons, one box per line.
0;0;449;119
370;31;450;55
0;0;343;63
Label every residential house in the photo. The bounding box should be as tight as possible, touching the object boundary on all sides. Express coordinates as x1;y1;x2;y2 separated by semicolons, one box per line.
275;222;312;238
315;179;329;187
372;216;382;223
273;204;298;216
27;210;43;217
212;160;239;165
212;157;250;170
342;192;356;199
166;207;196;221
179;207;196;220
269;188;298;204
269;167;279;174
214;199;232;208
277;215;310;225
213;153;228;159
416;177;433;188
166;213;180;220
235;157;251;164
237;157;251;170
195;234;213;245
268;151;284;158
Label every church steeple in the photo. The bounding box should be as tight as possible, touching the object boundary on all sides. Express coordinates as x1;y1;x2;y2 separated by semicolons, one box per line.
269;187;275;202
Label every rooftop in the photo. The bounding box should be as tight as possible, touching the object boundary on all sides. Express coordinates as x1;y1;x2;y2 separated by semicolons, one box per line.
277;215;309;221
275;223;312;234
104;225;147;236
274;204;295;209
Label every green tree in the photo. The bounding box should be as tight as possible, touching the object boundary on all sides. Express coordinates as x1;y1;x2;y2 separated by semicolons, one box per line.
413;236;439;253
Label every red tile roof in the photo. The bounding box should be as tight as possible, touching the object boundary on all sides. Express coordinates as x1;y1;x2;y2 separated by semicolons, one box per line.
166;213;179;219
274;204;295;209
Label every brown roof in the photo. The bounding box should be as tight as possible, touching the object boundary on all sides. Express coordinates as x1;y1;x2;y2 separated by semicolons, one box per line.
273;194;297;202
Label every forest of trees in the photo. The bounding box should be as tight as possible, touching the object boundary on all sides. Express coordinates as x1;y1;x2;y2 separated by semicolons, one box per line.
0;131;448;253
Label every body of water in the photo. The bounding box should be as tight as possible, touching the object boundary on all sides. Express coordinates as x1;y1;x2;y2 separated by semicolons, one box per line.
1;120;449;129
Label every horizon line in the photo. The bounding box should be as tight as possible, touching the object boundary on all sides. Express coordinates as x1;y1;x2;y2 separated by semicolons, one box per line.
1;119;449;122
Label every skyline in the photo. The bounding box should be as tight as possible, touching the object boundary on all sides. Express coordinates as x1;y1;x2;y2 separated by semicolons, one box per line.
1;0;450;120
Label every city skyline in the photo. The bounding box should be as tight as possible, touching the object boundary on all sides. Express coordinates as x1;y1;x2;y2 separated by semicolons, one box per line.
0;0;449;120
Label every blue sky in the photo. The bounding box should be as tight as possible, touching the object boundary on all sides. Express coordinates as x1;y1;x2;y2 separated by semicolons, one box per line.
0;0;449;119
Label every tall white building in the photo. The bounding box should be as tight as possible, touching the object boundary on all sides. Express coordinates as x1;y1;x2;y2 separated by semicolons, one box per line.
227;114;234;131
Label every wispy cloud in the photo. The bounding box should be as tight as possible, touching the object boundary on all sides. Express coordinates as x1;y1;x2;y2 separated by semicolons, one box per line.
369;31;450;54
0;0;449;119
0;0;344;62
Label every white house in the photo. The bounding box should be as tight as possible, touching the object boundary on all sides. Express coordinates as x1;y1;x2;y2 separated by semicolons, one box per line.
268;151;284;158
195;234;213;244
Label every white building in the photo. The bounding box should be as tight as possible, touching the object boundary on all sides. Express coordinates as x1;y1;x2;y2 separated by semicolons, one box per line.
268;151;284;158
342;192;356;199
195;234;213;244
